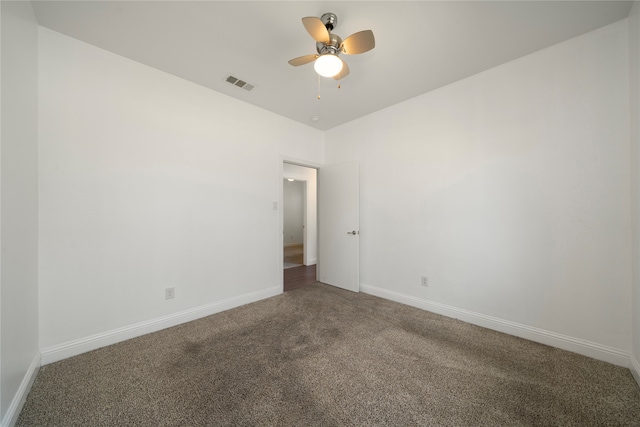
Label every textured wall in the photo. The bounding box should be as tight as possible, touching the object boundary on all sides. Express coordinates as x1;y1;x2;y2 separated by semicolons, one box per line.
326;20;631;353
38;28;324;352
1;1;40;424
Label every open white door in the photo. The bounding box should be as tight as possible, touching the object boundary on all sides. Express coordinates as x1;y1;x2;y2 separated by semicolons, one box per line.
318;161;359;292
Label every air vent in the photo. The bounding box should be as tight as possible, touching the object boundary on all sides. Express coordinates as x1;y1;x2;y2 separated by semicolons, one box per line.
224;74;255;92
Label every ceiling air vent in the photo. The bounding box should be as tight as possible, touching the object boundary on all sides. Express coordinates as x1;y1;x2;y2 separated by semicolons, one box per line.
225;75;255;92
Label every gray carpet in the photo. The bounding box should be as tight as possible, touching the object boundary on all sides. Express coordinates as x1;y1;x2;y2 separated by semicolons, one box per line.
17;283;640;426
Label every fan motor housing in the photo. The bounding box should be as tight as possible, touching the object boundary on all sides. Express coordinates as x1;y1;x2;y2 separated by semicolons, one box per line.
316;34;343;55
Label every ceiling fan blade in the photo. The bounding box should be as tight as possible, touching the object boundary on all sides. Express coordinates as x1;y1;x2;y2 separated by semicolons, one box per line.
302;17;330;44
288;54;319;67
340;30;375;55
333;60;350;80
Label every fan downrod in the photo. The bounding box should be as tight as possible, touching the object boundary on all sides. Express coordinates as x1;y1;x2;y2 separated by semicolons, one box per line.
316;13;341;53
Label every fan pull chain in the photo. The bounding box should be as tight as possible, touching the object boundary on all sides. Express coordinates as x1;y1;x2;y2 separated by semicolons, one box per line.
316;76;341;98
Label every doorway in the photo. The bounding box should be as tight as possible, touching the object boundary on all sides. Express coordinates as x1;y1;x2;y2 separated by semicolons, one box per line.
283;163;317;291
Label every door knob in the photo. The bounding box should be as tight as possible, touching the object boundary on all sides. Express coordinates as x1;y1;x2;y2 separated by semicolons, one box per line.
347;231;357;235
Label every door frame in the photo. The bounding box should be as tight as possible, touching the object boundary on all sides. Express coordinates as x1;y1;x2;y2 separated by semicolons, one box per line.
279;156;322;290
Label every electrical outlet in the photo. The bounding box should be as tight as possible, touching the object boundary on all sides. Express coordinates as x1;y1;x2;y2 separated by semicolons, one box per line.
421;276;428;287
165;287;175;300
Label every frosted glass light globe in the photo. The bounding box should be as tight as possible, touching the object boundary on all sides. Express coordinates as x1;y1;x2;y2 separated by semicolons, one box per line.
314;54;343;78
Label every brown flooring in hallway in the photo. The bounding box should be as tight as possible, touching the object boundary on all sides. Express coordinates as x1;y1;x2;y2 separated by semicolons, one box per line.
284;264;317;292
283;244;304;269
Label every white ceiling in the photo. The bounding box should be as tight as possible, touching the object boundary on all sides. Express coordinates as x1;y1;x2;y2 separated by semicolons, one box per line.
31;1;633;131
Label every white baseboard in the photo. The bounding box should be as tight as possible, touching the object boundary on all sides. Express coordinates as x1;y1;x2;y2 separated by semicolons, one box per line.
360;284;630;368
631;354;640;387
2;354;40;427
41;286;282;365
305;258;317;266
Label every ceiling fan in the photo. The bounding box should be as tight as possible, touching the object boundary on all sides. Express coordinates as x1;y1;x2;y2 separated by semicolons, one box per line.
288;12;375;80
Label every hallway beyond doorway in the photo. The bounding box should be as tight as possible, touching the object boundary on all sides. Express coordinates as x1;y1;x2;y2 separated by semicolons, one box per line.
284;244;303;269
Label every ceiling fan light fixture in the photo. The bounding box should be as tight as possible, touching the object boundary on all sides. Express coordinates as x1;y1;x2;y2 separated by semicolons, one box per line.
314;54;343;78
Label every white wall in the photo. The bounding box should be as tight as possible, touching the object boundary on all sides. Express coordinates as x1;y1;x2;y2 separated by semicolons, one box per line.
1;1;40;425
326;20;631;363
283;163;318;265
630;1;640;383
283;180;304;246
38;28;324;360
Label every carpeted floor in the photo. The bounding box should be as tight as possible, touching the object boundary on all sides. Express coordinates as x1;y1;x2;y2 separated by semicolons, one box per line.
17;283;640;426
